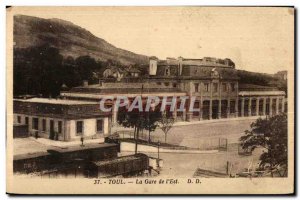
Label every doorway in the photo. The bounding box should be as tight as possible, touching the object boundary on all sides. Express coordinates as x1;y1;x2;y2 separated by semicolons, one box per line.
50;120;54;140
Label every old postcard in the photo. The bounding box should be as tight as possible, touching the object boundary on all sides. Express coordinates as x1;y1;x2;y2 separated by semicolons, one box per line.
6;6;294;194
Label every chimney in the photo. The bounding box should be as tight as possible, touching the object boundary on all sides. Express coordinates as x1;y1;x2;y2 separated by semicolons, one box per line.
149;56;158;76
178;56;183;76
83;80;89;87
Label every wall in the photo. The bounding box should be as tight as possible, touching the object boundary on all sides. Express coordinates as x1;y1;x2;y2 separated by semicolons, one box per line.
13;125;28;138
13;114;65;140
13;114;109;141
69;117;109;141
14;144;119;174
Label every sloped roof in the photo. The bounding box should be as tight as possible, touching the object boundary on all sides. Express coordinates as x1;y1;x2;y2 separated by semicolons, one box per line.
126;67;140;73
14;98;98;105
66;87;183;94
181;65;239;80
239;84;279;91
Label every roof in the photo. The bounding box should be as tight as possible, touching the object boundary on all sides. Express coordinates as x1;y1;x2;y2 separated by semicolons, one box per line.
239;91;285;97
181;65;239;80
157;57;235;68
13;98;111;119
92;153;148;166
13;143;117;160
47;143;117;154
13;112;110;120
14;152;50;160
126;68;140;73
14;98;98;105
61;91;187;100
104;66;126;73
66;87;183;94
239;84;279;91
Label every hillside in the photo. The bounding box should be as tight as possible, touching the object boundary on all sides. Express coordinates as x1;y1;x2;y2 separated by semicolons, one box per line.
13;15;287;97
13;15;148;65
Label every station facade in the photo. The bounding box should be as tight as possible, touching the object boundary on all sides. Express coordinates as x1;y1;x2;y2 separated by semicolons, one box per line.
61;57;286;125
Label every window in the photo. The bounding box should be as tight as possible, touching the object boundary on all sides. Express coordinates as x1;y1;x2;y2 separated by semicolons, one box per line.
96;119;103;133
157;82;161;85
25;117;29;125
76;121;83;135
164;82;170;87
204;83;209;92
173;83;177;88
42;119;46;131
165;68;170;76
58;121;62;134
32;118;39;130
194;83;199;92
222;83;227;92
213;83;218;92
231;83;235;92
17;116;21;123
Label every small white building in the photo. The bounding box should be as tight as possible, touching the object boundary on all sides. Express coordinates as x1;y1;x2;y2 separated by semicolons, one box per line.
13;98;112;142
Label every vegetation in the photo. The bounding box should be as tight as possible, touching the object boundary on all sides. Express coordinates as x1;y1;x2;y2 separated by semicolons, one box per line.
13;45;120;97
240;113;288;177
14;15;148;65
237;70;287;96
117;107;162;154
159;112;175;143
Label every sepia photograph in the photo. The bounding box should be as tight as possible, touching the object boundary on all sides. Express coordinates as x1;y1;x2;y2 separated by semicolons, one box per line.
6;6;294;195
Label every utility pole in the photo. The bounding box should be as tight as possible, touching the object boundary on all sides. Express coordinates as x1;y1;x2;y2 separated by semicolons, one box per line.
157;140;160;166
135;84;144;154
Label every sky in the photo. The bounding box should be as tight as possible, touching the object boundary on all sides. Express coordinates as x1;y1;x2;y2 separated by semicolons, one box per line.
9;7;294;74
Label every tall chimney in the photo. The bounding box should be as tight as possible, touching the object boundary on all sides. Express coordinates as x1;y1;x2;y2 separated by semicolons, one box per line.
149;56;158;76
178;56;183;76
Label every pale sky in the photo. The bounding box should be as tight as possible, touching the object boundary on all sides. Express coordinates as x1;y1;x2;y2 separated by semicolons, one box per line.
10;7;294;74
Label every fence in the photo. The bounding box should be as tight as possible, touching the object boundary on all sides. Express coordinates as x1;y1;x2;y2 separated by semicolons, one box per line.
114;130;228;151
180;137;228;151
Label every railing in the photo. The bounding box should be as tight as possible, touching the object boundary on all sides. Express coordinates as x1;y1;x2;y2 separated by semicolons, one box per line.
114;130;228;151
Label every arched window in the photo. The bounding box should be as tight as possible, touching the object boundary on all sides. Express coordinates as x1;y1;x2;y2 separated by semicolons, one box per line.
165;68;170;76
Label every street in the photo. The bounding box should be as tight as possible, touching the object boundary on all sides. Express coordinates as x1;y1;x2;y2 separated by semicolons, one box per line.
120;118;264;177
137;118;258;148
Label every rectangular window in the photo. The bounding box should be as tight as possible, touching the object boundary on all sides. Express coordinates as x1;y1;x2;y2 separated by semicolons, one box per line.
17;116;21;123
231;83;236;92
25;117;29;125
42;119;46;131
32;118;38;130
76;121;83;135
58;121;62;134
213;83;218;92
204;83;209;92
194;83;199;92
96;119;103;133
222;83;227;92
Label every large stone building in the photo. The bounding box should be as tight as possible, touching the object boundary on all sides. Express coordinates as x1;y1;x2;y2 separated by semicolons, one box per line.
61;57;286;125
13;98;111;141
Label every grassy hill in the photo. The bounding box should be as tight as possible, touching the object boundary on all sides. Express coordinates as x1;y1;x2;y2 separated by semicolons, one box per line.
14;15;148;65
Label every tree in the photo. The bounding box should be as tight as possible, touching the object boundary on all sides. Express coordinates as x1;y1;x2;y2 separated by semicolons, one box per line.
144;109;161;143
159;111;175;143
75;55;98;82
14;45;64;97
117;107;161;154
240;113;287;177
